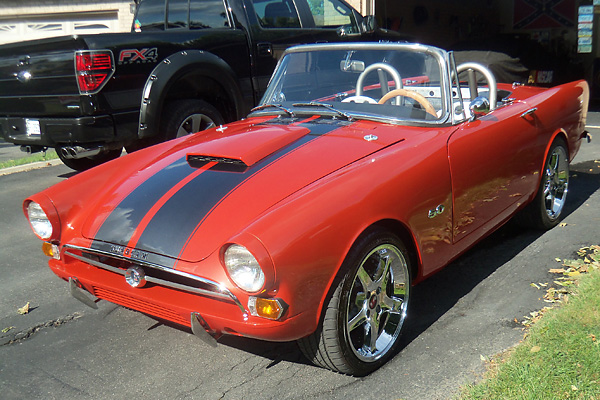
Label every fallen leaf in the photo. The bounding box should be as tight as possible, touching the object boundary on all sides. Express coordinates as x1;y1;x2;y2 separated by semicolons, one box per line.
17;302;30;315
549;268;566;274
572;385;578;391
530;346;541;353
530;282;540;289
555;258;562;262
559;222;567;227
2;326;14;333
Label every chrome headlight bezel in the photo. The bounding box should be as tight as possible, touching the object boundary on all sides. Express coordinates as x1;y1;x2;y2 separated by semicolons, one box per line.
26;201;53;240
223;244;265;293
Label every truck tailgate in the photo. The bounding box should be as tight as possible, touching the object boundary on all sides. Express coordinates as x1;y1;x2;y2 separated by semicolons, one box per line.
0;35;86;115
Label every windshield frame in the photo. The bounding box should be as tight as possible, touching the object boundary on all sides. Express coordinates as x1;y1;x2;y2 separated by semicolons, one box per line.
255;42;454;126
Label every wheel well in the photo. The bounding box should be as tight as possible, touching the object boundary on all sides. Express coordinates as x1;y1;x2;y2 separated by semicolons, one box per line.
554;129;570;155
162;72;235;123
370;219;421;281
313;219;421;330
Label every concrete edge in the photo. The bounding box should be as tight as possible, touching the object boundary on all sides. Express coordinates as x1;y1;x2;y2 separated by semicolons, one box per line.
0;159;62;177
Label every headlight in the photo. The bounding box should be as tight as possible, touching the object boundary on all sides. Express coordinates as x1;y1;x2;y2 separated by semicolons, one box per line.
27;201;53;240
223;244;265;292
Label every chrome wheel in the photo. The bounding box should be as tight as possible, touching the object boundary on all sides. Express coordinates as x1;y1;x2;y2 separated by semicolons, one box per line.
543;145;569;221
346;244;409;362
297;230;411;375
176;113;217;138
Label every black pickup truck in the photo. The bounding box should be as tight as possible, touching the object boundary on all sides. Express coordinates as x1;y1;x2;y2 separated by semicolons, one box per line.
0;0;399;170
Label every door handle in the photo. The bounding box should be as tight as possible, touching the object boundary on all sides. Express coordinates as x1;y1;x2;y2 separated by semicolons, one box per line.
257;42;273;57
520;107;537;118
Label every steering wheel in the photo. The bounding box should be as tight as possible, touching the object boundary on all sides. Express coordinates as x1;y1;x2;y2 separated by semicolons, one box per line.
355;63;403;104
456;62;497;110
378;88;437;117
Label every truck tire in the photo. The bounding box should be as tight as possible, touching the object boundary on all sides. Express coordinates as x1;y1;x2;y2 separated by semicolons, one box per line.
57;148;122;171
161;99;225;141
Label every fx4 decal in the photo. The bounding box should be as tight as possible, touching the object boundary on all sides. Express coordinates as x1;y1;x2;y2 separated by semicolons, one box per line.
118;48;159;65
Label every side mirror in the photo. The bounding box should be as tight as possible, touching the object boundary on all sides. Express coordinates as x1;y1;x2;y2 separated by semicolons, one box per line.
362;15;377;33
469;96;490;121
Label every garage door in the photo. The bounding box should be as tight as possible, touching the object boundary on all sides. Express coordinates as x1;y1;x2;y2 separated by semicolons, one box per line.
0;11;119;45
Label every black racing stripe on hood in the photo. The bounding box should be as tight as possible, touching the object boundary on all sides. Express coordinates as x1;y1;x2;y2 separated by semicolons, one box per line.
133;119;340;263
90;158;204;251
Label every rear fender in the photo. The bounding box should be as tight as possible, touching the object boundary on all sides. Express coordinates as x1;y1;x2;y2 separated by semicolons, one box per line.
138;50;245;139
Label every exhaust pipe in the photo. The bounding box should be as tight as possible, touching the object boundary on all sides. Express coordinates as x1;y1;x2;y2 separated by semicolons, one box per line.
20;145;45;154
59;145;103;159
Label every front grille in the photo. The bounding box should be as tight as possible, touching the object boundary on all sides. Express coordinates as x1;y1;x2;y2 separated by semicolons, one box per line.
63;244;244;313
92;286;189;327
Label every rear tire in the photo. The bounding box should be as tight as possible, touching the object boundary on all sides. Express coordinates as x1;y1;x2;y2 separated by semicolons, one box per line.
516;137;570;229
298;229;411;376
161;99;224;141
57;147;122;171
125;99;226;153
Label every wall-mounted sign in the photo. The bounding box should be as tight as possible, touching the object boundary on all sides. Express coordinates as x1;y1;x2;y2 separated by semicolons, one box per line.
578;6;594;53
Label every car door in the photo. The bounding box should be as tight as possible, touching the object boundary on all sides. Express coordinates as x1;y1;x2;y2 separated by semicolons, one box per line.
447;101;542;243
294;0;362;42
243;0;317;98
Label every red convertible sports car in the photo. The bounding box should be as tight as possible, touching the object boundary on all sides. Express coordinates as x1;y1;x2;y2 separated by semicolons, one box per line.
24;43;589;375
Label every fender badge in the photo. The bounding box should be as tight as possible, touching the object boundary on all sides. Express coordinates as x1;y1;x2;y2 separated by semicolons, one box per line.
364;134;378;141
428;204;445;219
125;266;146;288
216;125;227;133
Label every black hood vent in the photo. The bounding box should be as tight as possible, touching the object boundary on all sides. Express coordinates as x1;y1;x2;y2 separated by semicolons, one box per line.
186;155;249;173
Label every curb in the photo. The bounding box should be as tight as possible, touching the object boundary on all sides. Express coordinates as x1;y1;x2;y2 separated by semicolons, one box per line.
0;158;62;177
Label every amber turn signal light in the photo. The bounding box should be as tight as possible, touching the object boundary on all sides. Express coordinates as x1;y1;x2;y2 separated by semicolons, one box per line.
248;297;287;320
42;242;60;259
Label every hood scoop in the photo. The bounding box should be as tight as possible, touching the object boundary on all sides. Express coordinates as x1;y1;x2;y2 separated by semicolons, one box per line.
185;124;310;170
186;154;248;173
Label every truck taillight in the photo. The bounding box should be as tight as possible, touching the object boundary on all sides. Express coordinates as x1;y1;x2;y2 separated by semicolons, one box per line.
75;50;115;94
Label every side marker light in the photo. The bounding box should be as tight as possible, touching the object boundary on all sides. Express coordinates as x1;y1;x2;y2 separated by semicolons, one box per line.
42;242;60;260
248;297;287;320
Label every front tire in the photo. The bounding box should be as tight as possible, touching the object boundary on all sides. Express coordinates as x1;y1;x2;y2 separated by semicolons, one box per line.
298;229;411;375
517;137;570;229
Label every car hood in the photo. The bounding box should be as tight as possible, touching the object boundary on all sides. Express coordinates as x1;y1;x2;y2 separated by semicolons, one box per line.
82;116;404;265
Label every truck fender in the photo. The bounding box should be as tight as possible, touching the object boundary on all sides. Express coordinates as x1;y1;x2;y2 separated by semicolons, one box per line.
138;50;246;140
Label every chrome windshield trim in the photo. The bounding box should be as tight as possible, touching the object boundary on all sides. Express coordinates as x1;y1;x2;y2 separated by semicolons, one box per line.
261;42;453;125
63;244;245;313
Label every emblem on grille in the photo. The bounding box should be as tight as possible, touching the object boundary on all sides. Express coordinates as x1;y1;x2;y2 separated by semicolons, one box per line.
125;266;146;288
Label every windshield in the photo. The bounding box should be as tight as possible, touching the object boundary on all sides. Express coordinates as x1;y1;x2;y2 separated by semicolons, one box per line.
258;43;450;124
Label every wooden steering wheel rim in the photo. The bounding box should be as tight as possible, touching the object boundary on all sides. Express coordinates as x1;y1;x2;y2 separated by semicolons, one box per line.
378;88;437;117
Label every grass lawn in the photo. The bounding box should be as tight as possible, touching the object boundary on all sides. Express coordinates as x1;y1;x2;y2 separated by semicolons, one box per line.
460;246;600;400
0;149;58;169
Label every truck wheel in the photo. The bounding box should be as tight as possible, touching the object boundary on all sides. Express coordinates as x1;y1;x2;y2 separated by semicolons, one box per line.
57;148;122;171
162;99;225;140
